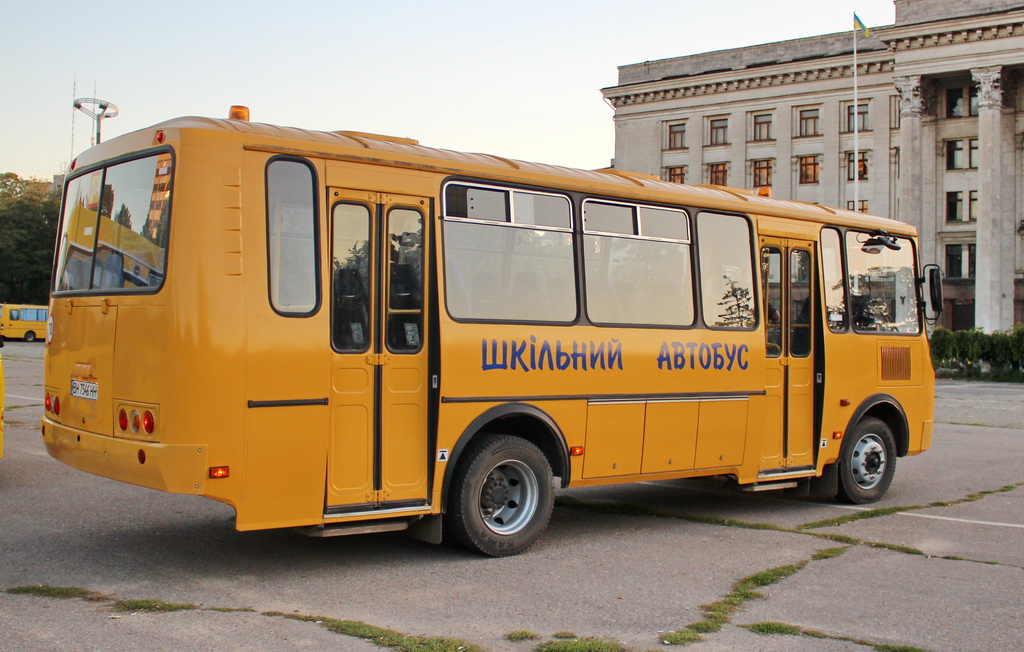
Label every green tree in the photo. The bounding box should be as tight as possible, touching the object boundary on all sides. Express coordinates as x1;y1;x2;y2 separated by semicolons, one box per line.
113;203;132;229
0;173;60;304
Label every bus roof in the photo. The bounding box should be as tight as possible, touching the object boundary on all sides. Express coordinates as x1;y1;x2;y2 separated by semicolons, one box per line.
77;115;916;236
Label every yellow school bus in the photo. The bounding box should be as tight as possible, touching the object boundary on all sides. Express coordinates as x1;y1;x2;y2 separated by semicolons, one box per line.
1;304;49;342
43;108;940;556
1;339;5;459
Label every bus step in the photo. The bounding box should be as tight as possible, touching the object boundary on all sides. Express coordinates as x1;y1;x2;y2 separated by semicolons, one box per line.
296;517;413;538
741;481;800;492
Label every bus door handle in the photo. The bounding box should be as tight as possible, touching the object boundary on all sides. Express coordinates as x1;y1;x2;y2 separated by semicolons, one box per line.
366;354;391;366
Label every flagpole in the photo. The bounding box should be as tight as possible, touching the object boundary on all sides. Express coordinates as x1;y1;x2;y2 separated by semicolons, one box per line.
853;14;859;210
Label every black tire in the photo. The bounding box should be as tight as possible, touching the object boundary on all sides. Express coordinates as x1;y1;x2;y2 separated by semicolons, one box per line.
23;331;36;342
837;417;896;504
446;434;554;557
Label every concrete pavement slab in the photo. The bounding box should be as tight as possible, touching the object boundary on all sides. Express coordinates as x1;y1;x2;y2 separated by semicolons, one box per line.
736;545;1024;652
0;593;379;651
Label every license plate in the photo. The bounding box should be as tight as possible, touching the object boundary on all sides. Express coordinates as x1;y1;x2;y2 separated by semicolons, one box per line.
71;378;99;400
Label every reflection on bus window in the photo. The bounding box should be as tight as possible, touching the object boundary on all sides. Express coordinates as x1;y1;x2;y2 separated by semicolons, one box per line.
387;207;424;353
761;247;782;357
54;154;172;294
790;249;812;357
698;213;755;329
332;203;371;352
845;231;920;334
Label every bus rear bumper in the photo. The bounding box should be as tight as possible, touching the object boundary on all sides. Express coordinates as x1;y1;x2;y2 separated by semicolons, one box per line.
42;418;209;495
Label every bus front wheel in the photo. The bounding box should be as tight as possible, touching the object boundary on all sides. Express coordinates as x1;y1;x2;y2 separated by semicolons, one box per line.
446;434;554;557
23;331;36;342
837;417;896;504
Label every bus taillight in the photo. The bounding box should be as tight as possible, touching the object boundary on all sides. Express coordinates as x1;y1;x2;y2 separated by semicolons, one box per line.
119;409;128;431
143;411;155;434
52;396;60;416
45;394;52;412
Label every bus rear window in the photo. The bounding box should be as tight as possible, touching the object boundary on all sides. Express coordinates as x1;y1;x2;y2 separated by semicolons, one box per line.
54;152;172;294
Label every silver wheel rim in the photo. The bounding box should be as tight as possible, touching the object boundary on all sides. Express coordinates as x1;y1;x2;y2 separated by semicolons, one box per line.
850;433;887;490
478;459;539;535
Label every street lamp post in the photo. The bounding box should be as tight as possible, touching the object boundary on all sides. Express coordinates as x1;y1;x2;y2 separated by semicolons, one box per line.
73;97;119;144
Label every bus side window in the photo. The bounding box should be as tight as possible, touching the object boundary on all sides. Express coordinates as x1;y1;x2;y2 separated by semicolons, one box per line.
10;310;19;321
761;247;783;357
386;208;423;353
821;227;848;332
331;203;371;353
697;213;755;329
266;158;319;316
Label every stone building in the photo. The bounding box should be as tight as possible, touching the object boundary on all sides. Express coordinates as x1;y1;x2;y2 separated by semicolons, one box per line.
602;0;1024;331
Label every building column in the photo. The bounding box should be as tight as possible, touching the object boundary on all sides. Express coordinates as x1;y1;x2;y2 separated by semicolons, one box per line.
894;75;928;261
971;66;1013;332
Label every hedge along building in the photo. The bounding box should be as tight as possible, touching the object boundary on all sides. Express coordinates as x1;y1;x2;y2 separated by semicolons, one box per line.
602;0;1024;332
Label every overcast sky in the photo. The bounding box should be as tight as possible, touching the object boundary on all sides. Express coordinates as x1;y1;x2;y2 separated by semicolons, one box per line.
1;0;896;179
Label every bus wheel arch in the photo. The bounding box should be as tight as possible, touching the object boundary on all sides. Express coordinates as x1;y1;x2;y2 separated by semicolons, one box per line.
846;394;909;457
441;404;568;556
442;403;570;502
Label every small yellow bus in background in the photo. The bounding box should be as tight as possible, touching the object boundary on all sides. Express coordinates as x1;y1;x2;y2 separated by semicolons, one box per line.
1;304;49;342
42;108;942;556
1;338;5;459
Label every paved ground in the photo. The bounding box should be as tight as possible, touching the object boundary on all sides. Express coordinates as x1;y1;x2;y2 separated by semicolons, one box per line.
1;341;1021;651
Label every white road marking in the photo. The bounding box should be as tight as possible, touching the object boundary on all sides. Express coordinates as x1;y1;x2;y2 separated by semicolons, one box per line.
5;394;44;403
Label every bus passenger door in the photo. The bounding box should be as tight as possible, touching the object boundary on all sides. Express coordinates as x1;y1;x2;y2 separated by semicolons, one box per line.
759;238;816;475
326;189;430;513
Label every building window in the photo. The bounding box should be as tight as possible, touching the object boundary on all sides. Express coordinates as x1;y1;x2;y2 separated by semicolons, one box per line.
946;85;979;118
665;166;686;184
946;244;963;278
798;108;820;137
844;103;869;132
753;114;772;141
753;159;772;187
846;200;869;213
946;140;964;169
799;156;819;184
969;190;978;221
667;123;686;150
708;162;728;186
946;191;963;222
968;243;976;278
846;152;868;181
969;138;979;168
709;118;729;146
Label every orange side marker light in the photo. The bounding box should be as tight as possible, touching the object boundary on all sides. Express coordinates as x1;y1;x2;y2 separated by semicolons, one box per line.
569;446;584;456
209;466;230;479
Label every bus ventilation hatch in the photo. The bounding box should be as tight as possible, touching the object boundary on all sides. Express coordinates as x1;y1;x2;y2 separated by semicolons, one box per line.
880;346;912;381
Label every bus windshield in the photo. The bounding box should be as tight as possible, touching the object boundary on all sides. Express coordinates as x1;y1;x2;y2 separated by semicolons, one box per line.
53;152;173;294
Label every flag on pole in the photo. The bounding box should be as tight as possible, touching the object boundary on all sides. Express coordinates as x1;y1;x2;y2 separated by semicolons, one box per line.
854;13;870;37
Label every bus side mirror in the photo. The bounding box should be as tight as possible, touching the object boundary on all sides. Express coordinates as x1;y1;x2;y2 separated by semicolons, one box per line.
922;264;943;321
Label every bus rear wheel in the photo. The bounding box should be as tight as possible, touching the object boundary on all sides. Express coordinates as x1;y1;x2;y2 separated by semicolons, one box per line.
446;434;554;557
837;417;896;504
23;331;36;342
